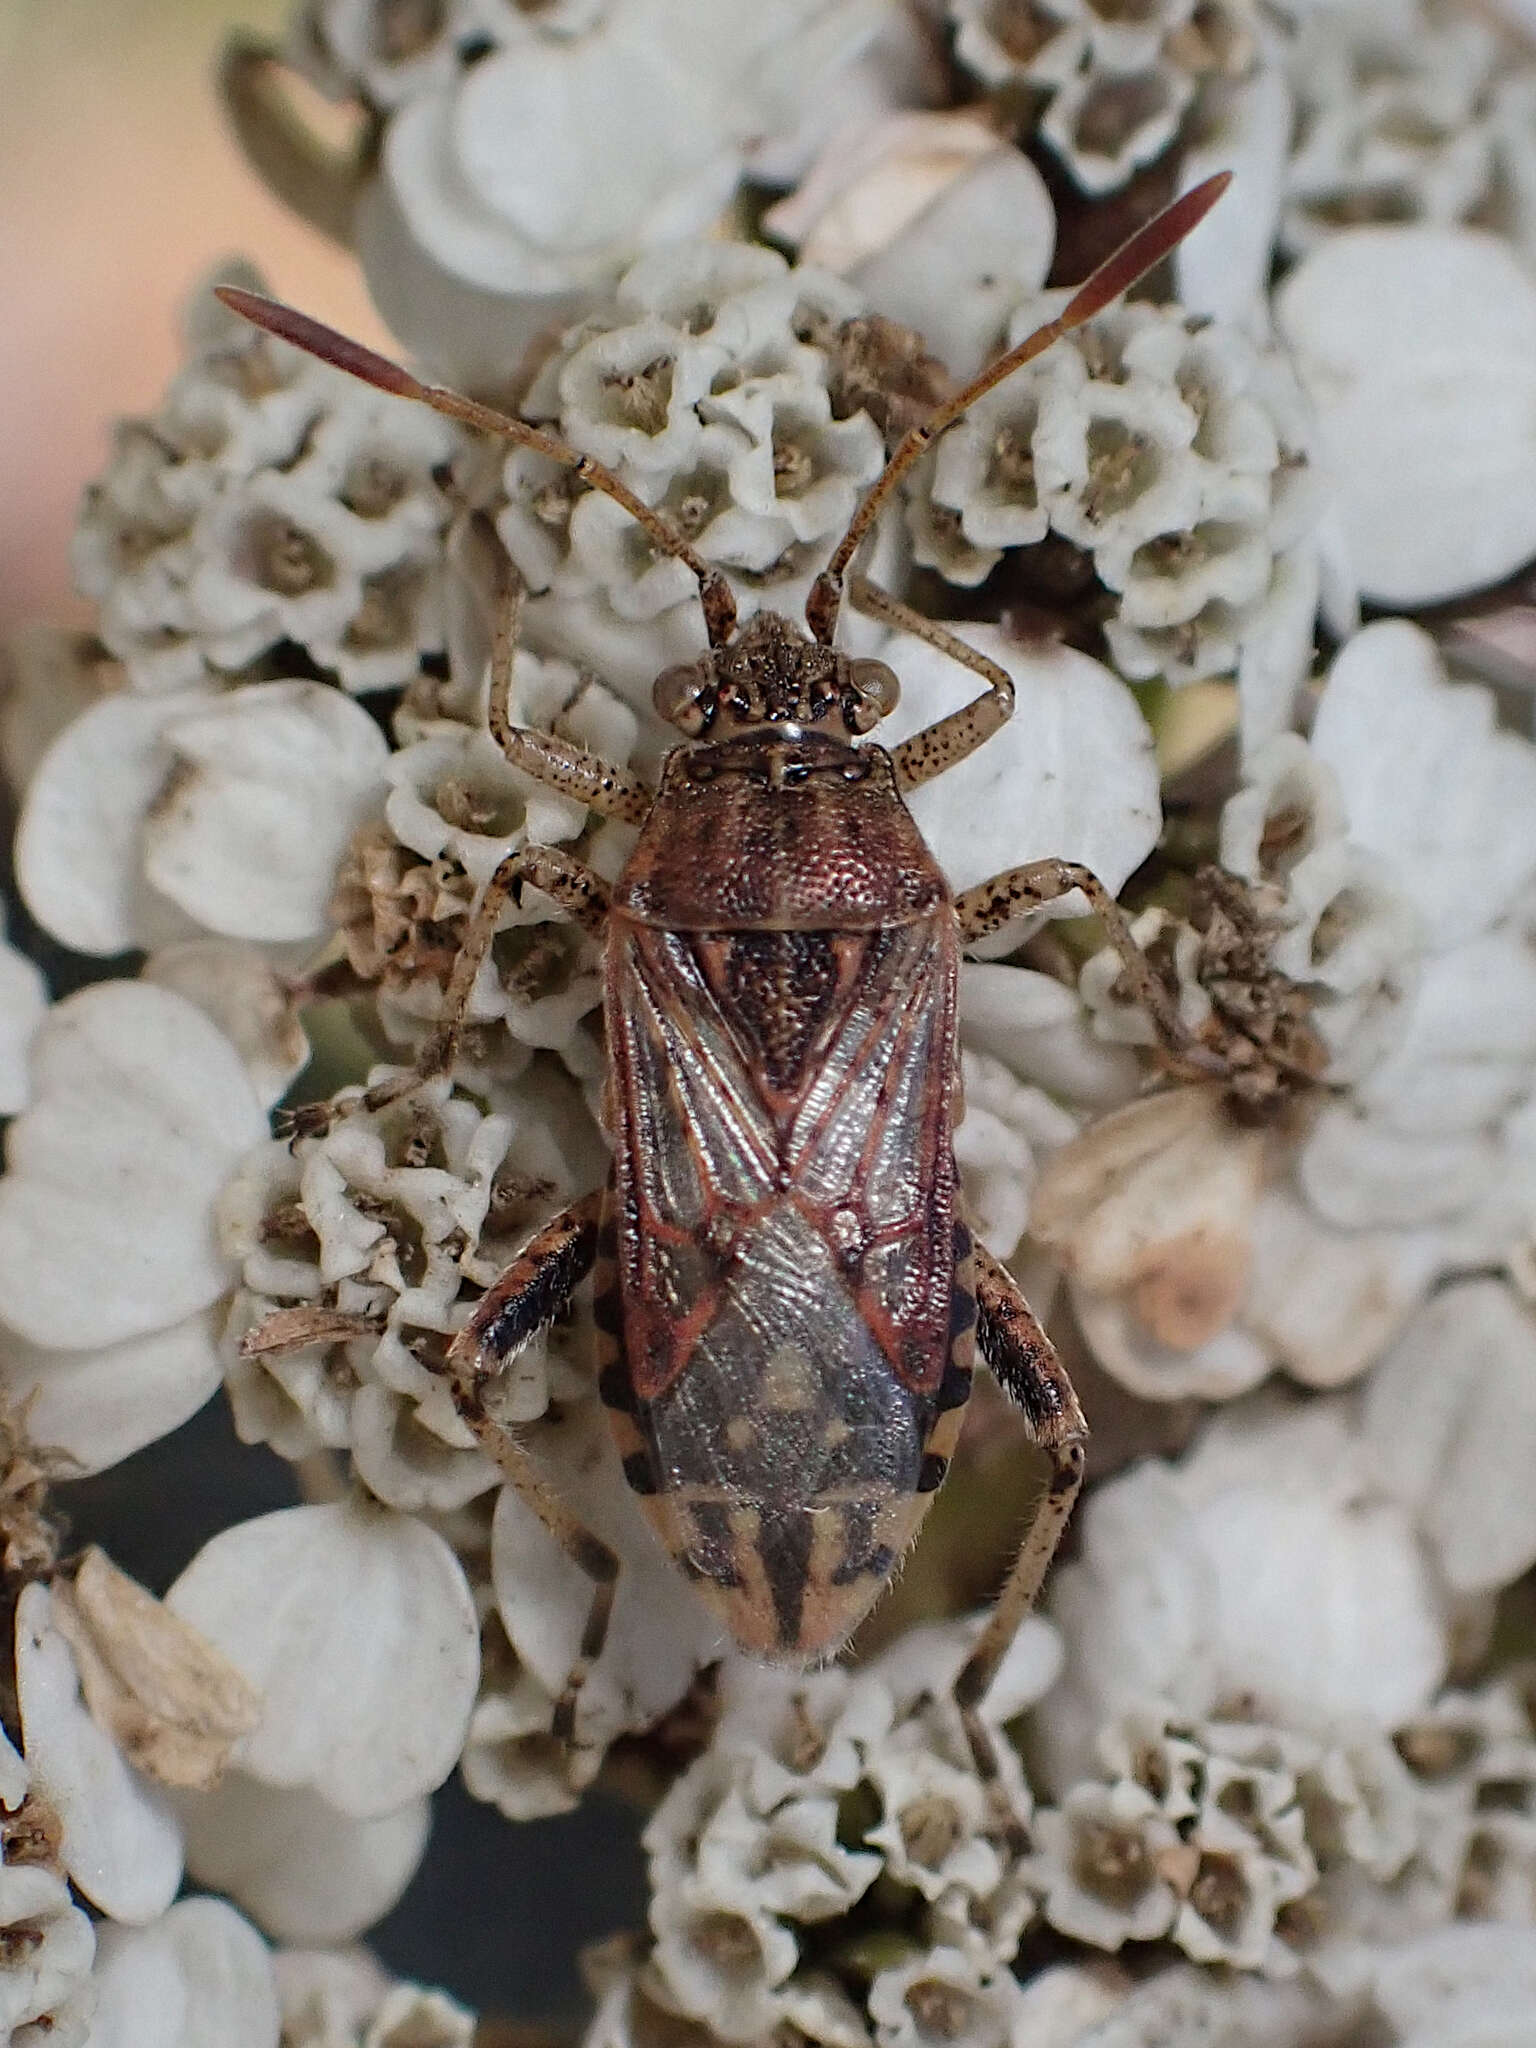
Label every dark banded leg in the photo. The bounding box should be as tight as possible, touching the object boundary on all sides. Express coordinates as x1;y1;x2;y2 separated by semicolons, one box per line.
954;1243;1087;1781
954;856;1227;1079
445;1191;618;1744
281;843;611;1139
848;575;1015;793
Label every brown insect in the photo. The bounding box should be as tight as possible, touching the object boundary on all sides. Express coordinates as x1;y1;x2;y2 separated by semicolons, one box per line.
226;174;1231;1772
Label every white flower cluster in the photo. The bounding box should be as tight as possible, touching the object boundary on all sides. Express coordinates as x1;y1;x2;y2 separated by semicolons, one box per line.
587;1617;1061;2048
282;0;891;381
1281;0;1536;262
908;294;1318;707
1032;619;1536;1405
221;1072;593;1508
949;0;1259;198
73;270;460;698
0;1546;473;2045
337;645;638;1082
494;239;892;718
8;0;1536;2033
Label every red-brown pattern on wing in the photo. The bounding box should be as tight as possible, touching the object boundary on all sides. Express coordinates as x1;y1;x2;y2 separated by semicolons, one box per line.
603;910;960;1405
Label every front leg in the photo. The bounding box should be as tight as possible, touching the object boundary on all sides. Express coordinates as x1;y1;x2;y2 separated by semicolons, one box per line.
486;543;653;827
282;843;610;1140
954;855;1228;1078
446;1189;619;1745
954;1243;1087;1776
848;574;1015;792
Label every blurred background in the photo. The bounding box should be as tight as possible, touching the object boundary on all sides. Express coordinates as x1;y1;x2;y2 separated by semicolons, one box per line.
0;0;382;637
0;4;647;2022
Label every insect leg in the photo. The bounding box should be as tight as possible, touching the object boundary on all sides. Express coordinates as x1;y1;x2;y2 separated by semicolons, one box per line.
445;1191;619;1743
281;844;611;1139
954;1242;1087;1780
847;575;1015;792
485;542;654;828
953;855;1228;1077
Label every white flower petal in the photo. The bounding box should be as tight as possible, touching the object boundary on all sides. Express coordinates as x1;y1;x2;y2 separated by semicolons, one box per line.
1070;1286;1272;1404
1235;541;1321;759
0;984;266;1348
1;1310;222;1478
1175;63;1292;332
765;108;1001;274
1040;1402;1447;1786
1353;928;1536;1136
1310;620;1536;947
270;1946;393;2048
960;962;1140;1112
850;147;1054;376
1363;1279;1536;1596
1372;1924;1536;2041
16;690;217;956
142;942;309;1110
1276;226;1536;604
0;1724;25;1812
0;1864;94;2045
1242;1187;1444;1390
1172;1403;1446;1730
14;1584;183;1925
90;1897;278;2048
877;627;1159;923
1030;1088;1264;1341
1298;1102;1498;1232
0;924;47;1117
166;1498;479;1818
177;1773;430;1945
141;684;389;943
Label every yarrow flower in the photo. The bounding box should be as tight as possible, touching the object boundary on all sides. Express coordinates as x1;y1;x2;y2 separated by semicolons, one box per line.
7;0;1536;2034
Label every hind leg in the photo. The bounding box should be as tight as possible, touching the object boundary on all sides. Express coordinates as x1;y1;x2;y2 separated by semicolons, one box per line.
954;1242;1087;1781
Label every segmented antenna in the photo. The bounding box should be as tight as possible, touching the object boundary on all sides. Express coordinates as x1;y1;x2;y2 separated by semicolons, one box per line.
213;287;740;649
218;170;1231;660
803;172;1234;646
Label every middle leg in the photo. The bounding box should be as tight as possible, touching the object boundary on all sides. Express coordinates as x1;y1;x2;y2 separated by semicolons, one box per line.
848;575;1015;792
282;841;611;1138
954;855;1229;1078
485;540;654;827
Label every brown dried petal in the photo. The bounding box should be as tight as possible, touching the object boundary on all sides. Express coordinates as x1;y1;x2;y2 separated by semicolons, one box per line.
51;1547;261;1791
239;1305;388;1359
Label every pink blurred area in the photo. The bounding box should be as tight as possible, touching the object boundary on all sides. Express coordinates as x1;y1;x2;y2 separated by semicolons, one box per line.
0;0;386;635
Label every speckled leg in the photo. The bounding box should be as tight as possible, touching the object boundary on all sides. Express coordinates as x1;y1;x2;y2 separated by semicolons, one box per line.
954;855;1228;1078
279;844;610;1140
445;1190;618;1746
486;549;654;827
847;575;1015;793
954;1244;1087;1781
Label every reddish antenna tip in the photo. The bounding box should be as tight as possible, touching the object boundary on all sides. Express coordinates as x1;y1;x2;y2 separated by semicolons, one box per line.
1057;169;1234;327
213;285;425;401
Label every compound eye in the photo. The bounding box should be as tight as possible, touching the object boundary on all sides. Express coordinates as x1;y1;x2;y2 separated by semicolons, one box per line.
653;660;712;736
846;657;900;732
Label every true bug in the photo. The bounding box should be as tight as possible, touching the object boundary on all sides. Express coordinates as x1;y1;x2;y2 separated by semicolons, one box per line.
226;174;1232;1770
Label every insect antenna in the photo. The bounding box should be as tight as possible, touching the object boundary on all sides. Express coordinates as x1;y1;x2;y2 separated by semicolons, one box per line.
804;171;1234;647
214;286;740;649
